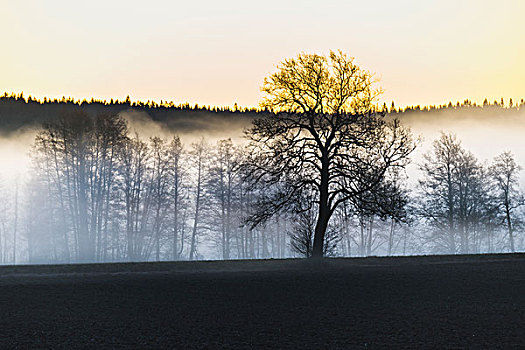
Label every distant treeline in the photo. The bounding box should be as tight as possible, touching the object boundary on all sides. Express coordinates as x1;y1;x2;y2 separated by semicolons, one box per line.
1;92;525;134
0;92;261;134
0;91;261;112
388;97;525;114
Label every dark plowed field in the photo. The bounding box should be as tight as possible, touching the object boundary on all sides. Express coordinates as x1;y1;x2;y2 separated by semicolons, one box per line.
0;254;524;349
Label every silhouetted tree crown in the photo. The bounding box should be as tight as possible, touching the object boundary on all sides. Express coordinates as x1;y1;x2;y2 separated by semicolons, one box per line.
244;51;416;258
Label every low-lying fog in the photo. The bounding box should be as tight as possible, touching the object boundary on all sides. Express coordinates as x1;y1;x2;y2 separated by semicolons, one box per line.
0;105;523;264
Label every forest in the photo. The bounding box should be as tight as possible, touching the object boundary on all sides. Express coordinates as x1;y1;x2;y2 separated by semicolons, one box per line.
0;92;523;264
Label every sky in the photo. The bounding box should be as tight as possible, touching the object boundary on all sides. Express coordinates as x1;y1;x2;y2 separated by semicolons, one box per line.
1;0;525;108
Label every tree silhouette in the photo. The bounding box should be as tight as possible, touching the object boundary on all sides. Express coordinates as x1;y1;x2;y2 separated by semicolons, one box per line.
490;152;524;252
418;133;497;254
244;51;416;258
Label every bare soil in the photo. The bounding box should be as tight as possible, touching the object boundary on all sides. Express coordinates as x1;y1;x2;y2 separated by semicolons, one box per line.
0;254;524;349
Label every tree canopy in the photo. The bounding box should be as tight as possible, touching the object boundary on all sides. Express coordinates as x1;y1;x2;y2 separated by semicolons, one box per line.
244;51;416;258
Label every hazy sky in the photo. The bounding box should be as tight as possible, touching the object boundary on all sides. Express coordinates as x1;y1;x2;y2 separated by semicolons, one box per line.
2;0;524;108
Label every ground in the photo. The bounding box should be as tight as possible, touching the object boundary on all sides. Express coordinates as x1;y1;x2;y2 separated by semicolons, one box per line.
0;254;523;349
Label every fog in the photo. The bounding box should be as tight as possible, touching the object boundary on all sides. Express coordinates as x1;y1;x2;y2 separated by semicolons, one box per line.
120;109;252;145
4;105;521;183
0;104;523;264
0;128;39;180
396;107;525;186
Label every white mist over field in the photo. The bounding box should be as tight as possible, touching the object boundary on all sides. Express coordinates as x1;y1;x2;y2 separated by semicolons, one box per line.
1;107;525;199
396;108;525;186
0;130;37;178
0;109;252;183
0;106;524;264
118;107;525;186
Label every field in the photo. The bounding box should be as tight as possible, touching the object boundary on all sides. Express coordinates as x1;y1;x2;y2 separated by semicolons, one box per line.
0;254;524;349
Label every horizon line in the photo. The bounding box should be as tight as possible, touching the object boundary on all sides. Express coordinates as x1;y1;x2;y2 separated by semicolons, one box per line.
2;91;525;113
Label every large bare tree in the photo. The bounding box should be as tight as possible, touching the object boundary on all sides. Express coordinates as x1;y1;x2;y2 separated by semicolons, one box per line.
244;51;416;258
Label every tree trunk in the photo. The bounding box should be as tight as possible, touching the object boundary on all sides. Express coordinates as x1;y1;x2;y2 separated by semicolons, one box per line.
505;200;515;253
312;207;329;259
189;158;202;261
388;218;395;256
312;155;331;259
77;154;92;262
366;216;374;256
447;168;456;254
13;182;18;264
173;179;179;260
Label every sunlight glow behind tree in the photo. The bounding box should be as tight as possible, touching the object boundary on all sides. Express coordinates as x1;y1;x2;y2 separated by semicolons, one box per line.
244;51;416;258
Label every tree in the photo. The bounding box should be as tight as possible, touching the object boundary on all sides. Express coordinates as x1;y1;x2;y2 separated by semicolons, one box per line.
189;138;209;260
489;152;523;252
167;135;186;260
90;113;127;261
30;111;128;263
244;51;416;258
418;133;495;254
149;137;171;261
418;133;462;253
119;134;151;261
207;139;239;259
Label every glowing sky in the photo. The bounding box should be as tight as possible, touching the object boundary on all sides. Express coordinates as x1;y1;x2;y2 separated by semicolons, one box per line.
2;0;524;108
